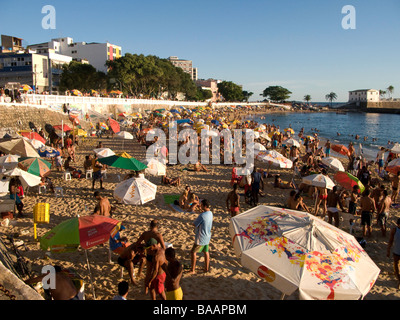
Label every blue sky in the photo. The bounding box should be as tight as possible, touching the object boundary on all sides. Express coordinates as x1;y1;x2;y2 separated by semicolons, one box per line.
1;0;399;102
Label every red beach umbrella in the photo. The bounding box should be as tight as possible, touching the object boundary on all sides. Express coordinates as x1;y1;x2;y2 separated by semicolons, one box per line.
332;144;350;156
53;124;72;132
108;117;121;134
19;132;46;144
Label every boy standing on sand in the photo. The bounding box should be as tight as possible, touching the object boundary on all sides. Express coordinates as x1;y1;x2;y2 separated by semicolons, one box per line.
190;199;213;274
226;183;240;217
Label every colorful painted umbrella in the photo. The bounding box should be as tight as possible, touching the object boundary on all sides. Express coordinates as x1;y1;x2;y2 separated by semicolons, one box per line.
114;177;157;205
386;158;400;174
21;84;33;92
98;155;147;171
18;157;51;177
99;122;109;130
332;144;350;156
334;171;365;193
229;205;380;300
19;132;46;144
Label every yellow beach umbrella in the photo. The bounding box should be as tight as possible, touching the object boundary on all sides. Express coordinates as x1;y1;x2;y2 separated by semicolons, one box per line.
116;152;132;158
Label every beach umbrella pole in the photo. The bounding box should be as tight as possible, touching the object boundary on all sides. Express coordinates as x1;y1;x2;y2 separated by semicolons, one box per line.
280;293;286;300
85;249;96;300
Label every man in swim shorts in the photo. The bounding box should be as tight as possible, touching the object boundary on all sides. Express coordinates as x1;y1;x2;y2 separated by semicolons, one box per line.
226;183;240;217
360;189;377;237
378;190;392;237
162;247;183;300
145;240;167;300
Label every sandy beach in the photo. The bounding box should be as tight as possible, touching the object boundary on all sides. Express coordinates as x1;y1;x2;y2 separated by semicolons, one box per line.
1;110;400;301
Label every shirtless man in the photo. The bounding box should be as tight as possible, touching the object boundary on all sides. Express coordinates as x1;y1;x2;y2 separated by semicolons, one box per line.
25;266;80;300
226;183;240;217
378;190;392;237
179;186;191;209
93;191;111;217
349;185;360;215
118;243;146;285
145;240;167;300
360;189;377;237
314;186;328;217
327;186;345;227
162;247;183;300
391;171;400;203
136;220;166;250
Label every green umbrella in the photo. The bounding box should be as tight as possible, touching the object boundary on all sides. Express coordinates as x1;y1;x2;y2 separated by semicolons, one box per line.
98;155;147;171
18;157;52;177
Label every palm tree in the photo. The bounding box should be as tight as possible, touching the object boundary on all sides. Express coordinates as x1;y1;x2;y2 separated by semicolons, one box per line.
325;92;337;108
304;94;311;105
379;90;387;99
387;85;394;99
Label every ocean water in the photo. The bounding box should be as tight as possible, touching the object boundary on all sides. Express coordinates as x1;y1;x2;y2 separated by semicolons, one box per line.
247;111;400;160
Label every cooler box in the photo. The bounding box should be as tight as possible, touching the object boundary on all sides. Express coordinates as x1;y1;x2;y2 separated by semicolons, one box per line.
33;203;50;224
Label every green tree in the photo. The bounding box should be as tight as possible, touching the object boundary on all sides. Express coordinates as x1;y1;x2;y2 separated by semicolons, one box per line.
217;81;244;102
242;91;254;102
304;94;312;105
387;85;394;99
325;92;338;107
59;61;107;92
261;86;292;102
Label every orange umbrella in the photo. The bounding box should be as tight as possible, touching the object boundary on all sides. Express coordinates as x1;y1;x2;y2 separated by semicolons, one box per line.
332;144;350;156
19;132;46;144
108;117;120;134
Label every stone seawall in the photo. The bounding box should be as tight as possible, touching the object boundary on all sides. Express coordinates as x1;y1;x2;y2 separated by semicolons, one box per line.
0;104;90;135
342;101;400;114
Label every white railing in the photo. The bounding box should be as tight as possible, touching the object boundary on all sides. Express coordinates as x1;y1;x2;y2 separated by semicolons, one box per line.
2;94;270;109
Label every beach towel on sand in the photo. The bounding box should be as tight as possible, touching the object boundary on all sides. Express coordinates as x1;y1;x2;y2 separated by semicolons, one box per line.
163;194;180;205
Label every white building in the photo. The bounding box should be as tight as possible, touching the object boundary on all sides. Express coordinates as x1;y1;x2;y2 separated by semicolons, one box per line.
28;37;122;73
348;89;380;102
167;56;198;81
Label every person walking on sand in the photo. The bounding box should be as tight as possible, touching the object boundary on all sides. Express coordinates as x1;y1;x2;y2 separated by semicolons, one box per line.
251;167;264;206
327;186;345;228
226;183;240;217
360;189;376;237
378;190;392;237
190;199;213;274
162;247;183;300
391;171;400;204
387;218;400;289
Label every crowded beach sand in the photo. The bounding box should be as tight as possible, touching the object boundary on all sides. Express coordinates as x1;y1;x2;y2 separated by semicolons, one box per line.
1;107;400;301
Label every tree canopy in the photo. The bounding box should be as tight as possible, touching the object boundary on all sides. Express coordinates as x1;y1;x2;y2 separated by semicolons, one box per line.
59;61;107;92
217;81;244;102
261;86;292;102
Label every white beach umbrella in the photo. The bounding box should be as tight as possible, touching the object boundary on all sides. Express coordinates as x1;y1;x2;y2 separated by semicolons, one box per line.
247;142;267;155
260;133;272;142
28;139;45;149
142;158;166;176
321;157;345;172
93;148;116;158
1;167;41;188
285;138;300;148
302;173;335;190
113;177;157;205
229;205;380;300
257;150;293;169
386;143;400;154
116;131;134;140
0;154;20;169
